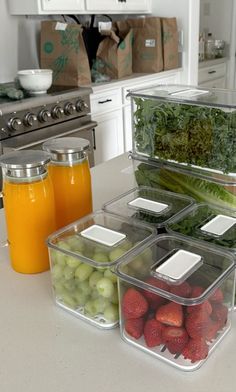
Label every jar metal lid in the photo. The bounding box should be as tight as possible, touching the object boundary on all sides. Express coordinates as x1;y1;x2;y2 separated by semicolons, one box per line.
0;150;51;179
42;137;90;163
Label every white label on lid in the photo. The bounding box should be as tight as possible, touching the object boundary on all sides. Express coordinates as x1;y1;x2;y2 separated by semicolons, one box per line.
200;214;236;236
170;89;209;97
80;225;126;247
128;197;169;214
155;250;202;281
55;22;67;31
145;39;156;47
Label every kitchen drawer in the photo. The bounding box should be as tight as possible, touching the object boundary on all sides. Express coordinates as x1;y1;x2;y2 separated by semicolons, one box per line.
198;62;226;84
90;88;122;115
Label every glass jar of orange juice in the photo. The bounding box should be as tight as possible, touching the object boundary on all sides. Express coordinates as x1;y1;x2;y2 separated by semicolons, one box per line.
43;137;93;229
0;150;56;274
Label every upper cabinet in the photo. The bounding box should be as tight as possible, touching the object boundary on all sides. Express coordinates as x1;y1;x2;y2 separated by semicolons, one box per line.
9;0;152;14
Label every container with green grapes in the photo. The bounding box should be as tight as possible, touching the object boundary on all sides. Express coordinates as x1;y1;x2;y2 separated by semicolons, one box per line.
47;210;156;329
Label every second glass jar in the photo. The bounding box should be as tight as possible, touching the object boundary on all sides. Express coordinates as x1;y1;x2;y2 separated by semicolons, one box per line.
43;137;93;229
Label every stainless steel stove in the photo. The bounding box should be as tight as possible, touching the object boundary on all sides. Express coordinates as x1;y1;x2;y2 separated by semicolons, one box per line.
0;84;96;166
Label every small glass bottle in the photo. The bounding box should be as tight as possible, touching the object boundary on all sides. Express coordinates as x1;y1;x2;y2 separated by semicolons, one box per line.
43;137;93;229
0;150;56;274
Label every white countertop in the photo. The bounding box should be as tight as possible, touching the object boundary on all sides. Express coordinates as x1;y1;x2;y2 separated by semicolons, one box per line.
0;153;236;392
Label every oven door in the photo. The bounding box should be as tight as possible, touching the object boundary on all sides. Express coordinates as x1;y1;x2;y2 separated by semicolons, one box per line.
1;118;97;167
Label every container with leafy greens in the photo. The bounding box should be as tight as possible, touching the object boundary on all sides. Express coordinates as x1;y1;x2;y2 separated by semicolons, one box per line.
133;157;236;210
166;203;236;254
129;84;236;177
102;186;195;230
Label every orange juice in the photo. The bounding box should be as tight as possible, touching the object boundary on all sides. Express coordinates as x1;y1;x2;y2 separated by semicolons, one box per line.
48;159;92;229
3;175;56;274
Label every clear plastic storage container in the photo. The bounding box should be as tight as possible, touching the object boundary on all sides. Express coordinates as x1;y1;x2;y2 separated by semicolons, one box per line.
103;186;195;231
47;210;156;329
129;84;236;179
115;234;235;371
132;156;236;210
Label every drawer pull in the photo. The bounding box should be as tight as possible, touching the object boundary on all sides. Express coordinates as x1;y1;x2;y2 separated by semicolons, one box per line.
98;99;113;104
208;70;216;74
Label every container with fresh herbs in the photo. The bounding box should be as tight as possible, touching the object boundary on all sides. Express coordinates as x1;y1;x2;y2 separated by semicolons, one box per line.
129;85;236;177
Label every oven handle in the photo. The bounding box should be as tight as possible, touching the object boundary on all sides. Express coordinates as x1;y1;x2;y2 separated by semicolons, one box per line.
2;121;97;151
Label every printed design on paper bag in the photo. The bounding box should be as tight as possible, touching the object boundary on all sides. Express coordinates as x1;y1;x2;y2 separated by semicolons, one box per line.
145;39;156;48
44;41;54;54
163;31;173;44
51;28;80;81
119;41;126;50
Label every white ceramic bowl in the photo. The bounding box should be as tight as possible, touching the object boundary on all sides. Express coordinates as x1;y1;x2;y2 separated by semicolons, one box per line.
17;69;53;95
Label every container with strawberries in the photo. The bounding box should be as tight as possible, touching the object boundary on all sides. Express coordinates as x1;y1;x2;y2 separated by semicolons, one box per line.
115;233;235;371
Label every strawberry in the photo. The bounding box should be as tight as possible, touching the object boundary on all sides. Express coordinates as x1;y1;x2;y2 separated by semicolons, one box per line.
187;300;212;316
142;277;169;309
143;318;164;347
155;302;183;327
205;320;221;342
191;286;204;298
170;281;192;298
211;303;228;328
122;288;148;320
185;310;210;339
125;318;144;339
209;288;224;304
162;326;189;354
182;337;209;363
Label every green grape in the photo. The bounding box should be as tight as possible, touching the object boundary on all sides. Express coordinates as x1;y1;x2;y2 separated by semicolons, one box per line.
103;304;119;322
61;291;77;309
90;288;99;299
51;264;64;281
89;271;104;289
66;236;85;252
74;289;88;306
84;300;98;316
104;268;117;283
75;263;93;282
77;280;91;296
130;256;143;272
92;297;109;313
55;252;67;267
120;240;133;251
142;248;153;263
96;277;115;298
63;279;76;292
63;265;75;281
109;248;126;262
53;280;65;295
50;249;60;264
57;240;71;251
111;289;119;305
66;255;81;269
93;252;109;263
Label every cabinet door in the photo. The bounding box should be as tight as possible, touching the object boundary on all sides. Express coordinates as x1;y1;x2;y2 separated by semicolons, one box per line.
41;0;85;11
199;78;226;89
86;0;122;12
122;0;151;12
93;109;124;165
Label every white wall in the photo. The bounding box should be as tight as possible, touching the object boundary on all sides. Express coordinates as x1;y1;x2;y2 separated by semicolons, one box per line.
199;0;232;41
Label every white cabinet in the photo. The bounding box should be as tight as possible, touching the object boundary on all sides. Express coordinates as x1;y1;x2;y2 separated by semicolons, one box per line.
9;0;85;14
86;0;151;13
93;110;124;166
9;0;151;14
198;60;227;88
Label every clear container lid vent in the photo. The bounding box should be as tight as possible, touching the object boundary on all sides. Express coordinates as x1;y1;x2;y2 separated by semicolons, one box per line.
200;214;236;237
80;224;126;247
128;197;169;214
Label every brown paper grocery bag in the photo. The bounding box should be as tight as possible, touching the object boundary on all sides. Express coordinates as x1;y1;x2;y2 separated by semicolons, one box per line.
96;29;132;79
116;17;163;73
161;17;179;70
40;21;91;86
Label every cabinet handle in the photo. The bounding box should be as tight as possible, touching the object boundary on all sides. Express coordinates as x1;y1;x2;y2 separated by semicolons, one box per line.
98;99;112;104
92;128;96;150
208;70;216;74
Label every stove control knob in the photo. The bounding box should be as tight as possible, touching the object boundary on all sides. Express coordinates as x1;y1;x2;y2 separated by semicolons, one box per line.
38;109;51;123
64;102;76;116
24;112;37;127
76;99;88;112
8;117;22;132
51;105;64;119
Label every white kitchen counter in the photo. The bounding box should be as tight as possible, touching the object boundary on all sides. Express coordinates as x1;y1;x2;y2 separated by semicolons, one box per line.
0;153;235;392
